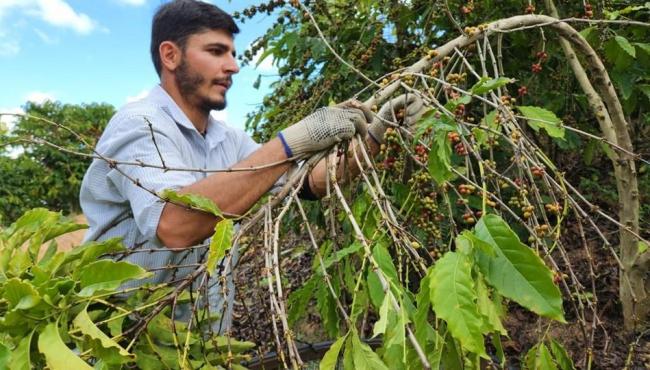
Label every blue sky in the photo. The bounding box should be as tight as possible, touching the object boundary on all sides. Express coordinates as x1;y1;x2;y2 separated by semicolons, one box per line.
0;0;278;131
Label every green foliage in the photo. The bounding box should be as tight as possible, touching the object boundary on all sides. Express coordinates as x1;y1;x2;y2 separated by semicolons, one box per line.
524;339;575;370
0;101;114;224
207;219;234;274
474;215;565;322
429;251;487;357
160;188;223;217
0;208;254;369
517;106;565;140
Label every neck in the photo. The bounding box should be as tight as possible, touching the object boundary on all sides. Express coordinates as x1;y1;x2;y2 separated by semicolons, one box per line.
160;79;209;134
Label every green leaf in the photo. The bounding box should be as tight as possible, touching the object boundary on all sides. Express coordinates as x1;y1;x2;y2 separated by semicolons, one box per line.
639;241;649;254
614;36;636;58
287;275;318;325
372;241;399;284
473;215;565;322
159;189;222;217
0;343;9;370
4;208;57;249
599;140;618;161
372;294;392;337
638;85;650;101
342;336;354;370
317;280;340;337
383;301;407;349
367;267;385;308
428;129;454;184
73;307;133;359
207;219;234;275
78;260;151;297
38;322;93;370
471;77;514;95
350;283;369;322
549;339;575;370
322;242;363;270
7;250;31;277
429;252;487;357
351;331;389;370
414;271;436;349
445;95;472;111
319;333;347;370
579;27;598;46
252;74;261;89
610;70;637;100
635;43;650;56
204;336;256;353
77;238;125;266
9;331;33;370
517;106;565;139
3;278;41;310
476;277;507;335
440;329;463;369
605;5;646;19
525;343;557;370
107;311;125;338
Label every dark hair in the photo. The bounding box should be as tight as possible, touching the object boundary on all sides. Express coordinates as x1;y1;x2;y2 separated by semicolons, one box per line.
151;0;239;77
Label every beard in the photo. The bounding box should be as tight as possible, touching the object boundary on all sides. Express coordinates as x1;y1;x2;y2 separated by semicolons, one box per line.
176;57;229;112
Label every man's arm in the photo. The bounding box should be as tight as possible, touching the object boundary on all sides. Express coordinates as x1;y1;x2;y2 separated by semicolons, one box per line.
157;104;372;249
157;138;290;249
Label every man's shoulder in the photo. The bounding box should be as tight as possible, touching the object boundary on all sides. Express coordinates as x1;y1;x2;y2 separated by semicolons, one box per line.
105;99;178;134
112;99;170;123
95;99;181;153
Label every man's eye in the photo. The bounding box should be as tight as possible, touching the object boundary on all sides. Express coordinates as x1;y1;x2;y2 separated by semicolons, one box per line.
208;48;224;55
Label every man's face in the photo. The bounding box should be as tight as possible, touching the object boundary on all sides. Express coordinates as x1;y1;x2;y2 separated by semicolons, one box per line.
175;29;239;112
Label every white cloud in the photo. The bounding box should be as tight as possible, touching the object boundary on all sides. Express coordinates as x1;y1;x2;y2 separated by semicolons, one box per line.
0;1;26;18
34;0;95;34
0;106;24;132
125;89;149;103
0;36;19;56
251;47;275;72
0;107;26;158
24;91;56;104
116;0;147;6
0;0;96;35
34;27;58;44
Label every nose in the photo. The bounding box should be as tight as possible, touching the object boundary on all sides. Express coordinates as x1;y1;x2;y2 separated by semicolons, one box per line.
225;53;240;75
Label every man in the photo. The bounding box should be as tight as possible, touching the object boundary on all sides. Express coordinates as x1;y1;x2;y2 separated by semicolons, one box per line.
80;0;423;331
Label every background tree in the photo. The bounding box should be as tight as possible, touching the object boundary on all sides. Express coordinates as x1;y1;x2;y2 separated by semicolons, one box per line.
0;101;113;224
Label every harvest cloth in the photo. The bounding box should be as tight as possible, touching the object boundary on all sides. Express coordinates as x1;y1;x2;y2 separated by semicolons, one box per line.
80;85;262;331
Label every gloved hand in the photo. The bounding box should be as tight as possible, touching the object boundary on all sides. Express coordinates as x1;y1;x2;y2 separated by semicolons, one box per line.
368;94;425;144
278;102;372;158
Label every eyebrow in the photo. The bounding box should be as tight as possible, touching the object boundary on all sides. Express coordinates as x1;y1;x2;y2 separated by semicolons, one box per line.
204;42;237;57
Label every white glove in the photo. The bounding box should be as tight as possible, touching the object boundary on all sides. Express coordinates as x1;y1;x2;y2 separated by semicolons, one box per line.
368;94;425;144
279;103;372;158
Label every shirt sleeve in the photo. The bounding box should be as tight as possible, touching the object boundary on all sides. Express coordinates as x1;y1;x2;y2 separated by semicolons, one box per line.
236;129;261;161
233;128;290;193
102;114;198;241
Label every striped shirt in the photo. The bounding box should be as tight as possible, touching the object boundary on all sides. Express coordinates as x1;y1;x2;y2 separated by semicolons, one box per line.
80;85;260;328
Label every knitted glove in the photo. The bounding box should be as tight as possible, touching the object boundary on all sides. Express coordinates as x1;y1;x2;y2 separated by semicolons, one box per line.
278;103;372;158
368;94;425;144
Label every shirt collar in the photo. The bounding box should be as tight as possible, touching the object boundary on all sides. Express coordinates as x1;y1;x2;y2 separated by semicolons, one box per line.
147;85;227;147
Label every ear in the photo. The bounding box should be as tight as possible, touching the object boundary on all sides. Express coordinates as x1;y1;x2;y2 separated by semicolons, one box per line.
159;41;182;72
